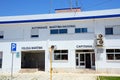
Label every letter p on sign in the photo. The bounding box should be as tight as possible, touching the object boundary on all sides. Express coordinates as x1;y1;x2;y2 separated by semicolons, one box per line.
11;43;17;52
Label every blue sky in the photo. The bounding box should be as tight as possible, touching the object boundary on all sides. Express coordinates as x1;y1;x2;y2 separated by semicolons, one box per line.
0;0;120;16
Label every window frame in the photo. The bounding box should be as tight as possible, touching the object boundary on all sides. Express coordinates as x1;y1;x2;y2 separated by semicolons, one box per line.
106;49;120;61
50;29;59;34
75;28;81;33
31;28;39;38
80;54;85;66
82;28;87;33
54;50;68;61
50;29;68;34
105;27;113;35
59;29;67;34
75;28;88;33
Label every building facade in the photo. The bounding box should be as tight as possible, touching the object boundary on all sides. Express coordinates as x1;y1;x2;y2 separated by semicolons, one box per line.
0;8;120;73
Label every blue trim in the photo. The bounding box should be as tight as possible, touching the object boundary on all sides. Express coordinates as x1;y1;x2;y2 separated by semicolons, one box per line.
0;14;120;24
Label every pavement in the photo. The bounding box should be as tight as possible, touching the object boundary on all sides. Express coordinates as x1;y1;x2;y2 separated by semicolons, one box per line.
0;72;96;80
0;71;119;80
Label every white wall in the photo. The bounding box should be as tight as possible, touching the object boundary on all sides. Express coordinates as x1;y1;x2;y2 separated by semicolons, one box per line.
0;20;95;42
95;18;120;70
0;17;120;72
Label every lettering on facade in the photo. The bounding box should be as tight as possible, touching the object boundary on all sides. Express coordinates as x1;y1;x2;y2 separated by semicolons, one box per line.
49;25;75;28
32;26;47;29
21;46;43;50
76;45;93;48
105;25;120;27
31;25;76;29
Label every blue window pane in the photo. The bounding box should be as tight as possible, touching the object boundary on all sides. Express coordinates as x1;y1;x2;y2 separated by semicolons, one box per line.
82;28;87;33
50;29;58;34
75;28;81;33
59;29;67;34
105;28;113;35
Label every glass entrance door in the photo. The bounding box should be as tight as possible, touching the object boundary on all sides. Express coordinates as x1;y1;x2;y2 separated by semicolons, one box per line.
76;53;85;68
76;50;95;69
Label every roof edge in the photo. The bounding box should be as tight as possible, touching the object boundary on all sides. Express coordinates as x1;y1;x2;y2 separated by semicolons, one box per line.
0;14;120;24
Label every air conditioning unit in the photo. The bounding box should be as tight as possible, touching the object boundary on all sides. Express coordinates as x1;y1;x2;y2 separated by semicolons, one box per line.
96;34;103;47
97;39;103;46
97;34;103;39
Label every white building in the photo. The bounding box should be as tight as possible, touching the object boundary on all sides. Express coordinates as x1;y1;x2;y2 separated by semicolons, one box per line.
0;8;120;73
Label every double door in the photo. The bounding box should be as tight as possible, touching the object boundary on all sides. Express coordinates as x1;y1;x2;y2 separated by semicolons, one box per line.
76;52;95;69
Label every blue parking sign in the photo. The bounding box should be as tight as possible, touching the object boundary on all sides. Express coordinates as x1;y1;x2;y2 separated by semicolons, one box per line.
11;43;17;52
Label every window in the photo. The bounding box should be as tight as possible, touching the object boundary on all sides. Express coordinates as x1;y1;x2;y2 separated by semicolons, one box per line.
31;29;39;38
105;28;113;35
80;54;85;66
82;28;87;33
0;31;4;39
0;52;3;68
75;28;87;33
75;28;81;33
115;54;120;60
50;29;67;34
107;54;114;60
59;29;67;34
50;29;58;34
106;49;114;53
54;50;68;60
106;49;120;60
80;54;84;61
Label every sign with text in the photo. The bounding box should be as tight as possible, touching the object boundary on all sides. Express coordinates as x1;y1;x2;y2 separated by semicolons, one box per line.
21;46;42;50
76;45;93;48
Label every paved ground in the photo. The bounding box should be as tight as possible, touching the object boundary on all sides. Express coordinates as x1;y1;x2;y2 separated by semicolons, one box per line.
0;71;119;80
0;72;97;80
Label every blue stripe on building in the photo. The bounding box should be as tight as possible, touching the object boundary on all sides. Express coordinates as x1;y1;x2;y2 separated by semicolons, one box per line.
0;14;120;24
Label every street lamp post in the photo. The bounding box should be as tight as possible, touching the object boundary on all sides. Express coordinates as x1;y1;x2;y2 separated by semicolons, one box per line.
49;45;55;80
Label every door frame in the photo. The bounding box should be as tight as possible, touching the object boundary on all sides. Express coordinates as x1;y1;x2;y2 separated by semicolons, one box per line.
76;52;95;69
21;50;45;71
